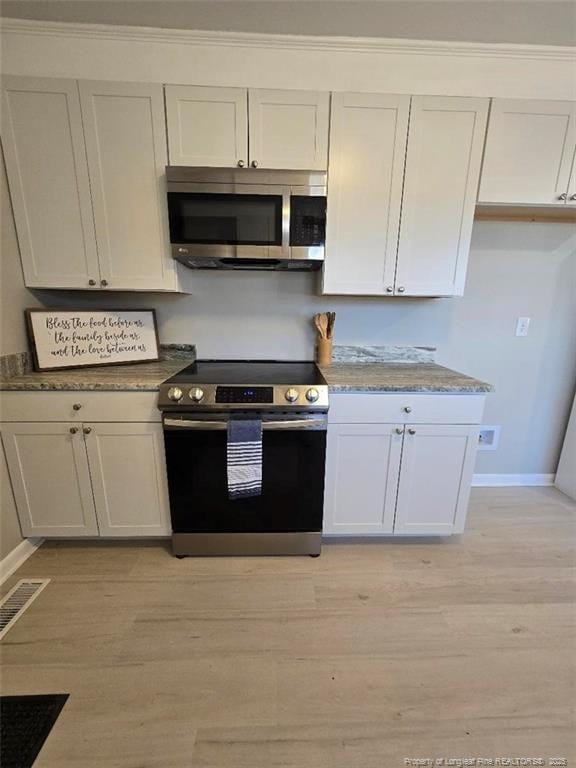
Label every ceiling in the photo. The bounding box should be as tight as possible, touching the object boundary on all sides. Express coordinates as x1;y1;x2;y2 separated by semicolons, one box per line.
1;0;574;47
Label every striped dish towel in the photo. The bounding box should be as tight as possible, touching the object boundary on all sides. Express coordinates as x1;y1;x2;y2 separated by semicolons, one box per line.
227;418;263;499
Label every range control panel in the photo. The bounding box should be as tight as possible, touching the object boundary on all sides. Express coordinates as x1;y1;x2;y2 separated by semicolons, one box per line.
158;383;329;411
216;386;274;404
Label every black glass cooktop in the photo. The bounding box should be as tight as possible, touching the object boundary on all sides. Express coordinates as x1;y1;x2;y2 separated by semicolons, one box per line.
165;360;325;386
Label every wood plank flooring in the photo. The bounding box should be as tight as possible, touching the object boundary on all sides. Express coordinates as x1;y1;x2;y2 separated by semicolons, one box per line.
1;486;574;767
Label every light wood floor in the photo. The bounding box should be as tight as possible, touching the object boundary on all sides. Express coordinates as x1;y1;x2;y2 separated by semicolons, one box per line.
1;486;575;767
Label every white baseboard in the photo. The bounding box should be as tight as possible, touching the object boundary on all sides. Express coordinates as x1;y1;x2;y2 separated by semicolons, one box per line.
472;473;555;487
0;538;43;585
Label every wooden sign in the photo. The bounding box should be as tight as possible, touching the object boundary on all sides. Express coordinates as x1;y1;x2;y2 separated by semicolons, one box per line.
25;309;160;371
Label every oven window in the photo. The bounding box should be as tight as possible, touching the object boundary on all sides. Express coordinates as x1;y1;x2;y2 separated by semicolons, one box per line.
164;428;326;534
168;193;283;245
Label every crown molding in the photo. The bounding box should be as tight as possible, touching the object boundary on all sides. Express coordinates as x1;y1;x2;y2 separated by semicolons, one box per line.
1;17;574;62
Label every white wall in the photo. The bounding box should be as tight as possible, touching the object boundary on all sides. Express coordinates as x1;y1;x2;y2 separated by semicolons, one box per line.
1;0;574;47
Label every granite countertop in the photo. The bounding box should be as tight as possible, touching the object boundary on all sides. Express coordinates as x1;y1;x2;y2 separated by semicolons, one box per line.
0;345;195;392
319;362;493;393
0;344;492;394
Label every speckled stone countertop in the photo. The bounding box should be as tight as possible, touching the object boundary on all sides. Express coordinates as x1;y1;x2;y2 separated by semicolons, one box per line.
319;363;493;393
0;345;196;392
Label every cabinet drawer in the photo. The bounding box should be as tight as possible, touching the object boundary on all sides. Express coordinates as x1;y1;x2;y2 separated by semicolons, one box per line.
0;391;161;423
328;393;485;425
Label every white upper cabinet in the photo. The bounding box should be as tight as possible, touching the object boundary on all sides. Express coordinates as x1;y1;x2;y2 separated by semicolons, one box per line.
395;96;489;297
323;93;410;295
1;76;100;289
164;85;329;169
323;93;488;298
2;76;180;292
79;80;178;291
248;89;329;170
479;99;576;205
165;85;248;167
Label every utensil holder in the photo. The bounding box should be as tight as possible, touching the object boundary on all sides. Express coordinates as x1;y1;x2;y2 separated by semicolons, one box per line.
317;337;333;366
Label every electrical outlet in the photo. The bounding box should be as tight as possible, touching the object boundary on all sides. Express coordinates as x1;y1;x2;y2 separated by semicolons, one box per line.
478;426;501;451
515;317;530;337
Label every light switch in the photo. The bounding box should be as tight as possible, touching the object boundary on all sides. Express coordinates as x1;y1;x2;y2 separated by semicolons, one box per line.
515;317;530;337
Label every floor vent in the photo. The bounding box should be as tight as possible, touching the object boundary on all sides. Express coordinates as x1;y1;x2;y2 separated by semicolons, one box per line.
0;579;50;640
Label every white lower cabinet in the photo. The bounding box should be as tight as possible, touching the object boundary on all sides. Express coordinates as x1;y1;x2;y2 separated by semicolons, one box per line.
1;421;170;538
323;424;403;535
393;424;479;535
1;422;99;537
323;395;483;536
84;423;170;537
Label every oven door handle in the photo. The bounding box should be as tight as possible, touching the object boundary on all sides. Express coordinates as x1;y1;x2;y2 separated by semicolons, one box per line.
163;418;326;431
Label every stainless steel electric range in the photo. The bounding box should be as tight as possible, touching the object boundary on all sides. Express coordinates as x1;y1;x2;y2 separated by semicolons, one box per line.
158;360;329;557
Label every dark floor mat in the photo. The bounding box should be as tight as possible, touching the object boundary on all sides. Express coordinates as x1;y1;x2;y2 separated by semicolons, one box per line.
0;694;69;768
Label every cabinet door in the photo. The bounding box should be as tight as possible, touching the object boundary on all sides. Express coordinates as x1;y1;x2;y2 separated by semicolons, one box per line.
323;93;410;295
1;423;99;537
84;423;171;537
396;96;489;297
79;80;177;291
479;99;576;205
323;424;403;535
1;76;100;289
394;425;479;536
165;85;248;167
248;89;329;170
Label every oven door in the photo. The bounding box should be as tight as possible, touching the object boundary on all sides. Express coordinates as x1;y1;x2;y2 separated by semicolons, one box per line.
167;183;290;261
163;414;326;534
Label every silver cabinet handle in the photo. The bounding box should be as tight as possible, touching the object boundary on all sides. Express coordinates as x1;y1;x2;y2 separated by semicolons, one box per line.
83;426;92;435
397;286;406;293
403;406;412;413
558;193;567;201
251;160;258;168
386;286;393;293
394;427;404;435
88;279;96;286
237;160;245;167
69;427;78;434
163;418;326;431
571;194;576;201
100;279;108;287
73;403;82;411
408;428;416;435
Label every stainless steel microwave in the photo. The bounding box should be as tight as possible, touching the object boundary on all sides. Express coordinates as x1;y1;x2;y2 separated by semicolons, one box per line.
166;167;327;271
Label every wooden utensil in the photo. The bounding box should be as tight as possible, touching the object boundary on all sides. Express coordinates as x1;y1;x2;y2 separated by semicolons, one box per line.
314;313;329;340
315;311;335;365
327;312;336;339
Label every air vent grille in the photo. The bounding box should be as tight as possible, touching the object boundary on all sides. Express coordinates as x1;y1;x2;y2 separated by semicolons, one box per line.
0;579;50;640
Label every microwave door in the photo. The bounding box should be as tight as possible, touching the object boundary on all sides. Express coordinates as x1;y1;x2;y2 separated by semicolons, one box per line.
168;183;285;261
